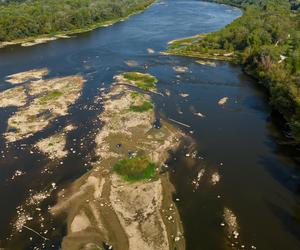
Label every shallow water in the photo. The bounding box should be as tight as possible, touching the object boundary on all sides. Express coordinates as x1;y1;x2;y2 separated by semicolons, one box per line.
0;0;300;249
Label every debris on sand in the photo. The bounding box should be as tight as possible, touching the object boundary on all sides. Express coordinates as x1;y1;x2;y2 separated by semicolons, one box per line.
5;68;49;85
218;97;229;106
52;72;185;250
196;60;216;67
147;48;155;54
173;66;189;73
0;86;27;107
36;132;67;160
5;72;85;142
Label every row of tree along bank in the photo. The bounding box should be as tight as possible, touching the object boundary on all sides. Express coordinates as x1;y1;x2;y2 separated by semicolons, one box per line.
167;0;300;144
0;0;154;42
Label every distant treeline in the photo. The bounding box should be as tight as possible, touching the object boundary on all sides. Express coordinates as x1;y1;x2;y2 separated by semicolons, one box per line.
169;0;300;142
0;0;154;41
208;0;300;10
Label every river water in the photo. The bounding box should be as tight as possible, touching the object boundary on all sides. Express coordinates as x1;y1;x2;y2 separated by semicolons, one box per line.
0;0;300;249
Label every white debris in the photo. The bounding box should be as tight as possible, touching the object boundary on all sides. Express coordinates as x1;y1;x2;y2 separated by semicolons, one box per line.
179;93;189;98
147;48;155;54
192;169;205;190
218;97;229;106
194;112;205;118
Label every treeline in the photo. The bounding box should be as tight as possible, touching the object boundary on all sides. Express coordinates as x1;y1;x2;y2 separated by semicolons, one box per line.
0;0;154;41
169;0;300;142
207;0;300;10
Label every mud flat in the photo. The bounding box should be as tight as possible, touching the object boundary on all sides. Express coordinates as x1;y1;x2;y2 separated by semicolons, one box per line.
0;86;27;108
4;69;85;142
52;72;185;250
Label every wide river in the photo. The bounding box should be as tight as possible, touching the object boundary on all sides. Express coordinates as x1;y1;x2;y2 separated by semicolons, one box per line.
0;0;300;249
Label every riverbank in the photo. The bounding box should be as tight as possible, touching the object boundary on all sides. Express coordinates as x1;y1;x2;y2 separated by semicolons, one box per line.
165;34;238;62
166;0;300;144
0;0;155;49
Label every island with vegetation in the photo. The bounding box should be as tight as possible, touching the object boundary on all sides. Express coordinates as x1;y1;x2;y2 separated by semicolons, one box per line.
167;0;300;143
0;0;154;47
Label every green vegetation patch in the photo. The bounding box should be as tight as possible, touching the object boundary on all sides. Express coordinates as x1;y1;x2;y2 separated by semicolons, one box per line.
38;90;63;104
122;72;158;91
167;0;300;142
130;91;143;99
130;101;154;112
0;0;155;42
113;157;156;182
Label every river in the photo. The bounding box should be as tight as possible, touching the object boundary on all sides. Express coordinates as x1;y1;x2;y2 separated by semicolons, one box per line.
0;0;299;249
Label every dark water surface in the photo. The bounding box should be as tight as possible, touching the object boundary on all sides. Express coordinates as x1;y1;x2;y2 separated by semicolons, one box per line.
0;0;300;249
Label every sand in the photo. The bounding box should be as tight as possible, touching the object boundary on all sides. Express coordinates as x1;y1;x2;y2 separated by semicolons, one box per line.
51;72;185;250
0;86;27;107
5;73;84;142
6;68;49;85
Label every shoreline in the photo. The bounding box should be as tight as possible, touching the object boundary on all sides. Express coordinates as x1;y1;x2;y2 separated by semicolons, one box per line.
165;1;300;145
0;1;155;49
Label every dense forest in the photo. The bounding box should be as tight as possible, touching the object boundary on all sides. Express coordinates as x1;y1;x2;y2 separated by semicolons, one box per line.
169;0;300;143
0;0;154;41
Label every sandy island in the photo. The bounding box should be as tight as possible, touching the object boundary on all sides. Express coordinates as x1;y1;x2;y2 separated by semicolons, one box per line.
51;72;185;250
3;68;85;142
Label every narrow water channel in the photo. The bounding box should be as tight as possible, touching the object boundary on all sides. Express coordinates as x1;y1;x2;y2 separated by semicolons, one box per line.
0;1;299;249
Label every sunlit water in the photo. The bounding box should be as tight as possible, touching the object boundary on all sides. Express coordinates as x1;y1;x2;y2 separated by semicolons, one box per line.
0;0;299;249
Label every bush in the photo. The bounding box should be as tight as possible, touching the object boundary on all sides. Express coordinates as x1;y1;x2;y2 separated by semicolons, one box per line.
113;157;156;182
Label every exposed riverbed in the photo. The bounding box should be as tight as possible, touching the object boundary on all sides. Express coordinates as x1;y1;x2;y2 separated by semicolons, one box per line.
0;0;300;249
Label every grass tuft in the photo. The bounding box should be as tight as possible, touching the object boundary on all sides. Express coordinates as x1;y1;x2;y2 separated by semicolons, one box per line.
39;90;63;104
113;157;156;182
122;72;158;91
130;101;153;112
